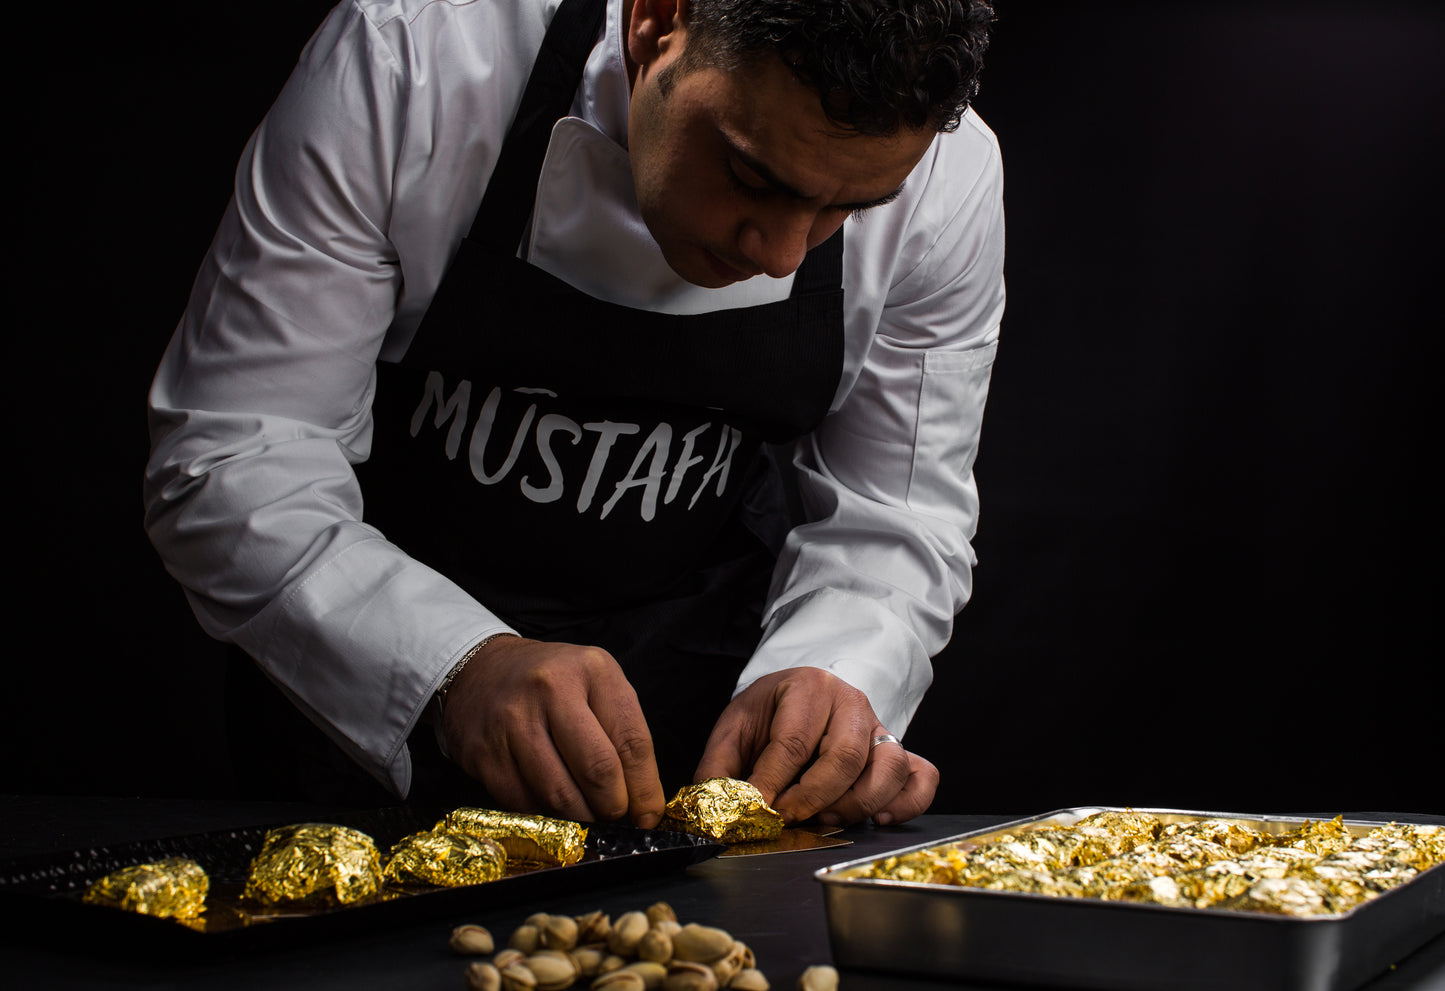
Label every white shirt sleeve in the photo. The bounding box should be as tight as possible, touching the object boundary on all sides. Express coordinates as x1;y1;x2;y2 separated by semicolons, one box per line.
737;113;1007;738
143;0;541;795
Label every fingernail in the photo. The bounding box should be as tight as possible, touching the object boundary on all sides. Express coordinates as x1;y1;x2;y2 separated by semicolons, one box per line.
874;812;894;826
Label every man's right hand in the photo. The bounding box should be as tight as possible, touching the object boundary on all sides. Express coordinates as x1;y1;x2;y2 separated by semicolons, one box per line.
440;636;665;827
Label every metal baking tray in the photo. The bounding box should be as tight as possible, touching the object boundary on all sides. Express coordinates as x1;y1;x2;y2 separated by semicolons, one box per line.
815;807;1445;991
0;805;722;957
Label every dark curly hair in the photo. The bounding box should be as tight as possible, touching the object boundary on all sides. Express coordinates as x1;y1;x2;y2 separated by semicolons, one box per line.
673;0;996;136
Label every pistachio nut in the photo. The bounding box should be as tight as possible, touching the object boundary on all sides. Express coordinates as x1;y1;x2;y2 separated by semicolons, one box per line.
493;948;526;970
730;969;769;991
607;911;651;955
500;960;539;991
510;923;542;954
572;947;607;977
524;950;579;991
620;960;668;990
637;927;673;963
466;962;503;991
645;901;678;925
451;924;496;956
663;961;718;991
796;966;838;991
671;924;734;964
591;971;646;991
710;941;747;986
542;914;580;951
576;910;612;943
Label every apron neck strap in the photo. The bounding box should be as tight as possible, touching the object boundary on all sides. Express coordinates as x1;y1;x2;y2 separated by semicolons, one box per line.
471;0;607;247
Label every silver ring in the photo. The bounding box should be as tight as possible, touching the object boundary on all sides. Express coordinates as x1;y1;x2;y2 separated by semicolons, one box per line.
870;734;901;749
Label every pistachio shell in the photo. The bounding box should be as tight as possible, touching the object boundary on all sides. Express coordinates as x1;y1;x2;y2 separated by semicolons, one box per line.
466;962;503;991
501;960;539;991
576;910;612;943
592;971;646;991
671;924;735;964
451;924;496;955
572;947;606;977
637;928;673;963
646;901;678;925
620;960;668;990
730;969;769;991
796;966;838;991
493;949;526;970
663;961;718;991
542;915;580;951
607;911;651;955
510;923;542;954
525;950;579;991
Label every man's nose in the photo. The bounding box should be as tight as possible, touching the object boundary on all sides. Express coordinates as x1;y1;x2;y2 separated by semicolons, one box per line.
738;208;816;279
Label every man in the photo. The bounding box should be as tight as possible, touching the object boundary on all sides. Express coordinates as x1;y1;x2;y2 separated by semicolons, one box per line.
144;0;1003;828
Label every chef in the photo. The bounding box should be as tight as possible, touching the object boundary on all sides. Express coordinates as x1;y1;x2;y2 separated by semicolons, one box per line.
144;0;1004;829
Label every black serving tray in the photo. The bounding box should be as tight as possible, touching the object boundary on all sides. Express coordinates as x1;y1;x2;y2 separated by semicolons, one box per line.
0;806;723;957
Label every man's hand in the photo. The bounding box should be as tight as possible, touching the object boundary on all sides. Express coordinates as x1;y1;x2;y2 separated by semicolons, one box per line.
440;636;666;827
695;668;939;826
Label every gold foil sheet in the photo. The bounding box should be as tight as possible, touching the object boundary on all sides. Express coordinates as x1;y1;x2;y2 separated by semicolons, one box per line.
858;811;1443;917
442;808;587;867
1074;810;1163;842
1220;877;1329;917
82;857;209;924
1367;823;1445;868
1159;818;1265;855
1275;816;1353;856
242;823;384;908
660;777;785;844
382;828;507;888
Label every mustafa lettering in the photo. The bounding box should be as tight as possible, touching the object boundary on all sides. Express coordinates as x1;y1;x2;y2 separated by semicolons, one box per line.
408;371;742;521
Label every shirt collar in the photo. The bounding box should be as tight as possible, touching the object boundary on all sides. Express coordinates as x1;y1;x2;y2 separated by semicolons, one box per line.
572;0;632;148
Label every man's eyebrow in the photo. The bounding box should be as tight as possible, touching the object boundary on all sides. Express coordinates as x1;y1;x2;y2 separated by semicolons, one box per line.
729;141;906;214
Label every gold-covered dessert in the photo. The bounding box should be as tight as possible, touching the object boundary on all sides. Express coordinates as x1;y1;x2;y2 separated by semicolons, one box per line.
854;811;1443;917
81;857;209;924
242;823;384;907
660;777;785;844
441;808;587;867
383;827;508;887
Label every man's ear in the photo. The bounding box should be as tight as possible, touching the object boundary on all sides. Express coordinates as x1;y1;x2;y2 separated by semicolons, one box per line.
627;0;688;69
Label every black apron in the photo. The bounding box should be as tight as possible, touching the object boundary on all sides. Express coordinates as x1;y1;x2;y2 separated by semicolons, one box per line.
230;0;844;803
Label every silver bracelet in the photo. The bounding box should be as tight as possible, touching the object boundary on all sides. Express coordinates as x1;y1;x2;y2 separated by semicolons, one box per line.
436;632;517;713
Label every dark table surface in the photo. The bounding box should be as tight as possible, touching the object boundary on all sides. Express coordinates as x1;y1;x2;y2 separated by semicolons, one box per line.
0;797;1441;991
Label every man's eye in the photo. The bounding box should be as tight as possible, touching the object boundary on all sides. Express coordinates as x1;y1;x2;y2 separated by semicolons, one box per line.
726;158;768;195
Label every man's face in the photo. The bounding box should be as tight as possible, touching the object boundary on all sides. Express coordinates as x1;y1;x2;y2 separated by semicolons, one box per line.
625;8;936;289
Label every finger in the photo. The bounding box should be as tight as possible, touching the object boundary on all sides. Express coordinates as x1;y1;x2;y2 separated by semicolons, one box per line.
471;728;576;818
746;699;834;813
510;724;600;822
815;736;912;825
589;678;665;827
548;705;634;822
872;752;940;826
767;710;871;823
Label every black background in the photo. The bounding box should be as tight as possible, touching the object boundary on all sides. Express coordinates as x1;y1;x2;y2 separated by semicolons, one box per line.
9;1;1441;815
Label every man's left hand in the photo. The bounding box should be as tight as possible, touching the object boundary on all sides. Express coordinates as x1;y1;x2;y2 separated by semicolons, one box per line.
694;667;939;826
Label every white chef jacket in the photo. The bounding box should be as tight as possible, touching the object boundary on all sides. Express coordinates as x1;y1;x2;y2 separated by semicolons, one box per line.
144;0;1005;796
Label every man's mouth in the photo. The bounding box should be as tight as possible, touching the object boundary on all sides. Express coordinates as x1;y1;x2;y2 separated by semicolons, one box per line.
705;250;758;284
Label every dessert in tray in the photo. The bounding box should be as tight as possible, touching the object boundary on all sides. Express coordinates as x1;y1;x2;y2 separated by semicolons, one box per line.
854;809;1444;916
